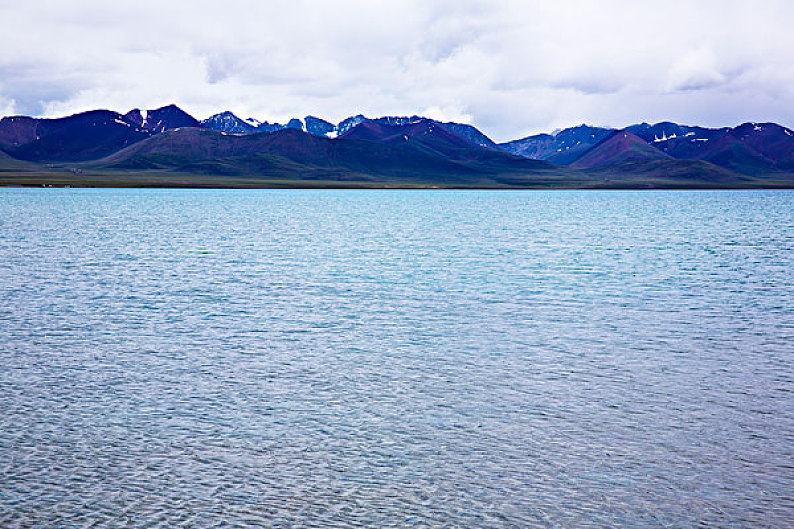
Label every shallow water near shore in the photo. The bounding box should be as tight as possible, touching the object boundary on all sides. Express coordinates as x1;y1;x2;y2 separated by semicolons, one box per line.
1;189;792;528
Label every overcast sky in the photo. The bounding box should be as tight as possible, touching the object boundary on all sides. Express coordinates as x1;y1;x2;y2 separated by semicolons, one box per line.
1;0;792;141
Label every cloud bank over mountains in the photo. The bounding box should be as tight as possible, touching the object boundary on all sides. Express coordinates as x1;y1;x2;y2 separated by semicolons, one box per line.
1;0;792;141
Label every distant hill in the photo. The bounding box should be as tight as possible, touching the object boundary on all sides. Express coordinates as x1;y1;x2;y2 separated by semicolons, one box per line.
634;121;794;175
624;122;726;163
0;110;150;162
711;123;794;173
582;159;754;188
202;111;498;147
433;122;497;148
570;131;672;168
201;111;258;134
0;105;197;162
90;124;560;186
126;104;201;132
500;125;613;164
694;134;778;176
338;119;480;156
505;120;794;177
0;148;38;170
357;116;498;148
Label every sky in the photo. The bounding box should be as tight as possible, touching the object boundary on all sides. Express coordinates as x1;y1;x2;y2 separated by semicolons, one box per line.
1;0;793;142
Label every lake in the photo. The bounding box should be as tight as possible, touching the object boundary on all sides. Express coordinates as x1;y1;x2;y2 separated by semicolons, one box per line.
1;189;792;527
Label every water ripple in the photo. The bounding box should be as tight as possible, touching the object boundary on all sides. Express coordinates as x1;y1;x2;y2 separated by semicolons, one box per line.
1;189;792;527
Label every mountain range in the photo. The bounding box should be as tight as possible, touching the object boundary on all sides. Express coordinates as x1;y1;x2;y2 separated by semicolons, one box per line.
200;111;498;148
0;104;792;188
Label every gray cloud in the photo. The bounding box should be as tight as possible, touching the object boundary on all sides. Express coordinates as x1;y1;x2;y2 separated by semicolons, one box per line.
1;0;792;141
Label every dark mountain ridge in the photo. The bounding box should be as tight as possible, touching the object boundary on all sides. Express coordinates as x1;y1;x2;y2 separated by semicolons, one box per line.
0;110;149;162
502;120;794;177
0;104;792;187
339;119;479;154
127;104;201;132
200;111;257;134
500;125;613;164
201;111;498;148
0;105;200;162
93;123;559;186
570;130;672;168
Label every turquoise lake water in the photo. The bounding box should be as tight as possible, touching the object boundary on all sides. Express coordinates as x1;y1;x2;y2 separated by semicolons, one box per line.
1;189;792;527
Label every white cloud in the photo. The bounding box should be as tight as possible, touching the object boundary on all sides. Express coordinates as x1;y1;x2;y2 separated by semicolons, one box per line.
0;96;15;117
420;106;474;124
666;48;726;92
1;0;792;141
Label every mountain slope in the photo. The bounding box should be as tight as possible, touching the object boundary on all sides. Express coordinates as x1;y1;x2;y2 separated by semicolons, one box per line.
125;104;201;133
353;116;498;148
305;116;335;137
626;122;734;163
140;104;201;132
500;125;614;164
339;119;478;156
1;110;151;162
337;120;527;177
337;115;368;135
202;111;257;133
91;125;562;186
0;105;201;162
625;121;794;174
695;134;778;176
720;122;794;172
435;122;497;148
570;131;672;168
0;148;40;170
0;116;39;147
584;159;753;187
203;111;499;147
